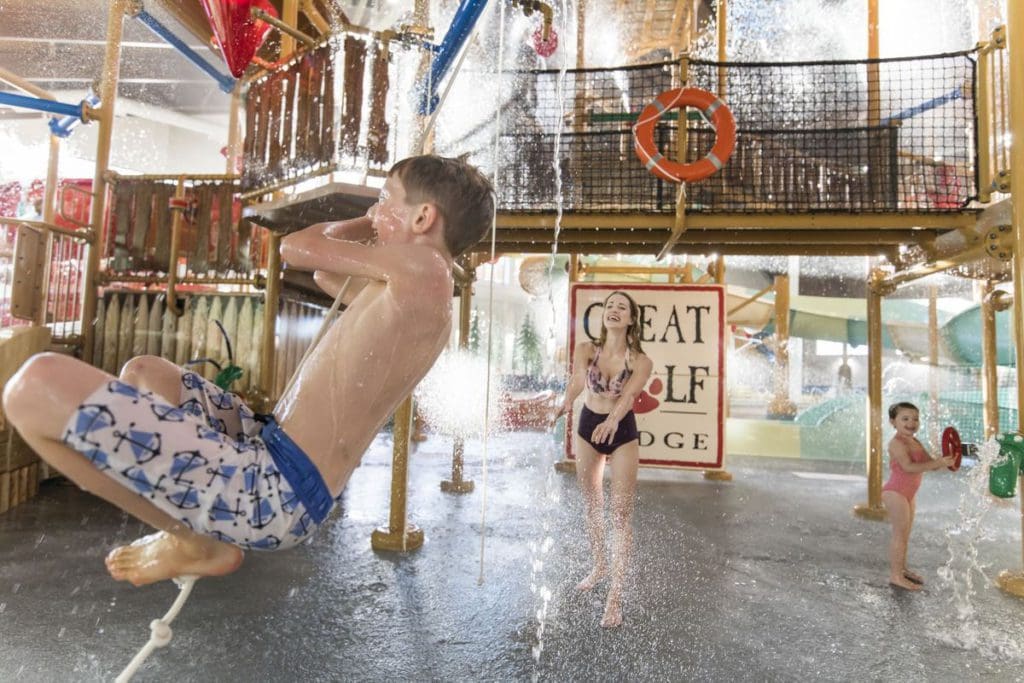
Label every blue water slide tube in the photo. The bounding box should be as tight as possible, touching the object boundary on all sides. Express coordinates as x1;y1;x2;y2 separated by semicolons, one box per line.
134;9;236;93
49;91;102;138
418;0;491;114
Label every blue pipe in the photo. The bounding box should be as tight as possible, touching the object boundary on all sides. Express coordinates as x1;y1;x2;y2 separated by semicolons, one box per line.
881;86;963;126
418;0;491;114
49;91;102;138
134;10;236;93
0;91;84;119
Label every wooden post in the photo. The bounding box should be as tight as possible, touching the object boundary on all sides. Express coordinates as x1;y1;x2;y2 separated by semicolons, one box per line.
996;0;1024;597
854;270;887;521
442;278;476;493
371;396;425;551
705;254;732;481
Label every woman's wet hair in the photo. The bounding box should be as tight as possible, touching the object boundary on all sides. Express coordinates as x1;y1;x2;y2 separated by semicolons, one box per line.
888;401;919;420
596;290;644;355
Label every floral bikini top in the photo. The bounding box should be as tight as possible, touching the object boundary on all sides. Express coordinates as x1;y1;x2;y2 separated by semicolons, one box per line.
587;344;632;397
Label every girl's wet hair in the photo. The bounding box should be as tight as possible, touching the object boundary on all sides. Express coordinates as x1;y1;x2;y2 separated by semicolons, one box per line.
596;290;644;355
888;401;919;420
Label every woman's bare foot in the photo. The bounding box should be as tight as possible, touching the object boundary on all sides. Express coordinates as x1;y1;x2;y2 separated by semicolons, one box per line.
889;575;922;591
576;566;607;591
903;569;924;585
601;590;623;628
105;531;244;586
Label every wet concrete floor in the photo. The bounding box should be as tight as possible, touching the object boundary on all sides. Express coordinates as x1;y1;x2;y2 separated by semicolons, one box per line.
2;431;1024;681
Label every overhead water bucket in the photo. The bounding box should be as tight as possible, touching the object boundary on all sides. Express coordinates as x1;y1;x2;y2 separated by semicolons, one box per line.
199;0;277;77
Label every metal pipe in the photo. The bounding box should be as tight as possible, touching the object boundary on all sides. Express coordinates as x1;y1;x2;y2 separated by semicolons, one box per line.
767;274;796;418
978;40;994;202
370;395;424;551
716;0;727;98
0;218;94;242
980;280;1000;437
252;7;316;48
928;286;940;453
102;274;261;286
0;91;85;119
225;82;243;175
496;211;974;230
300;0;330;35
81;0;127;364
165;177;188;316
0;66;56;100
727;283;773;316
280;0;299;58
106;170;239;182
855;270;886;520
133;9;235;93
260;233;282;400
418;0;490;114
879;241;991;291
49;91;101;138
657;54;690;261
499;228;918;244
36;135;61;326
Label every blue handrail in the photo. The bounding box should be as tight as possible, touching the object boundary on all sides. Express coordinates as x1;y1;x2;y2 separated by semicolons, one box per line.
49;91;102;138
134;9;236;93
418;0;490;114
0;91;84;119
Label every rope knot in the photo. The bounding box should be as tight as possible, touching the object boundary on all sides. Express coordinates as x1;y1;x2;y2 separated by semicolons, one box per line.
149;620;173;647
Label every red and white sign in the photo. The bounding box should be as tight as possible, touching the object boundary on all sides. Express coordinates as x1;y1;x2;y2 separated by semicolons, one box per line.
567;283;726;469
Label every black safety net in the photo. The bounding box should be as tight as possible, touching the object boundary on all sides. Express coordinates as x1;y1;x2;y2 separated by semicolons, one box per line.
492;51;977;214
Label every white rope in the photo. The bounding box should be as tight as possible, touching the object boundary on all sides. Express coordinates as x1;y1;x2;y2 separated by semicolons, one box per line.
477;0;507;588
115;575;199;683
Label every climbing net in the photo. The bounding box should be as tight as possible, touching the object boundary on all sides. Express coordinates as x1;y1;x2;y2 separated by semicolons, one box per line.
495;50;977;214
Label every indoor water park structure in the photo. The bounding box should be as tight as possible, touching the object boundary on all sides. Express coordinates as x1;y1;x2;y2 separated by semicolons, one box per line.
2;0;1024;679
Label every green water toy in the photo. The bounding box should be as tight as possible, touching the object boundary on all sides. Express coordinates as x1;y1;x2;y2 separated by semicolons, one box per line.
990;432;1024;499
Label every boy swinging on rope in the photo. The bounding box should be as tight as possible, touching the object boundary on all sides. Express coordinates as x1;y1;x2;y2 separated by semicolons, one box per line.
3;155;495;585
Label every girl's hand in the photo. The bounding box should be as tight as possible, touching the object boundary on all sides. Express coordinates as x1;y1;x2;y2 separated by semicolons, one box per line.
591;416;620;445
936;455;955;470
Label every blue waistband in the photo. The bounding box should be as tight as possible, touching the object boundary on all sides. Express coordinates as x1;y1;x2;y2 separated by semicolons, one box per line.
257;415;333;525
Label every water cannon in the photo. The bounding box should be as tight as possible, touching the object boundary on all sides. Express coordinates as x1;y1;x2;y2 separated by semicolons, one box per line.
989;432;1024;498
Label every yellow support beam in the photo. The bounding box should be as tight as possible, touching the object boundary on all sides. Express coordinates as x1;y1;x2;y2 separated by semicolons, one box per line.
496;211;976;231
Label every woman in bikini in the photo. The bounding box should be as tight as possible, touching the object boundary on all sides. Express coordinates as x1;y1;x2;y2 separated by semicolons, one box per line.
554;290;653;627
881;402;954;591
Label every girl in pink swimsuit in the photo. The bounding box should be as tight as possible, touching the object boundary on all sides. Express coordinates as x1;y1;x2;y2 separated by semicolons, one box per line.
881;402;954;591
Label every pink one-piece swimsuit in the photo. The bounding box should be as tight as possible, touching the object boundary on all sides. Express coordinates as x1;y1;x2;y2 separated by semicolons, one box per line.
882;434;930;501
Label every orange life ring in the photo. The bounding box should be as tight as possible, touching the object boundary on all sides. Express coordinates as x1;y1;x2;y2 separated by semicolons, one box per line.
632;87;736;183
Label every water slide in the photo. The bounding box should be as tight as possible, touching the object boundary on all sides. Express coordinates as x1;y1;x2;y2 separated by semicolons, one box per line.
745;293;1013;367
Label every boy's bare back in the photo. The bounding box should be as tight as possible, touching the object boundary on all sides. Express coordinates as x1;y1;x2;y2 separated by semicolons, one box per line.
276;238;454;493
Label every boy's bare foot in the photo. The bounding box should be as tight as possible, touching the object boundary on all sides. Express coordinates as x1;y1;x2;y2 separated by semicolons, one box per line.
903;569;924;585
105;531;244;586
576;566;607;591
889;575;922;591
601;590;623;628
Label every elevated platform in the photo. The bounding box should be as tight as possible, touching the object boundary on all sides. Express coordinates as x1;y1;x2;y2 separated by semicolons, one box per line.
493;210;978;257
243;181;378;233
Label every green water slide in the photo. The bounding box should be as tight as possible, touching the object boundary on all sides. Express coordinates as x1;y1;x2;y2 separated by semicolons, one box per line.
760;296;1015;367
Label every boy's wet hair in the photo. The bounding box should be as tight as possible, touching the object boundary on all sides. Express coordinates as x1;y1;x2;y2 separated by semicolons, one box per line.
389;155;495;258
888;401;918;420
